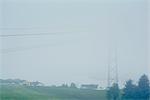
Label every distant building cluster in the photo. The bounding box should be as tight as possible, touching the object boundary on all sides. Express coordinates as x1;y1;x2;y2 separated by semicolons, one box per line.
0;79;44;86
80;84;98;90
0;79;106;90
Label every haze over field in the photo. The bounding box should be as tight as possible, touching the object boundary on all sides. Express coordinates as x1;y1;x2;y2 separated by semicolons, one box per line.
0;0;149;87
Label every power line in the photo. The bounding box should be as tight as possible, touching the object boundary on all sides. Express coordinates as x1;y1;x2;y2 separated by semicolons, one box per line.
0;27;51;30
0;32;87;37
1;44;51;54
0;32;65;37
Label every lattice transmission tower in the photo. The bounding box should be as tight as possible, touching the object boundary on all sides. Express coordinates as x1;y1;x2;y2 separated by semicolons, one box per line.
107;35;118;88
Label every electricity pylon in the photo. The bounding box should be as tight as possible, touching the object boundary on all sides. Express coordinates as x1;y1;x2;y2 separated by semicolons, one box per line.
107;35;118;88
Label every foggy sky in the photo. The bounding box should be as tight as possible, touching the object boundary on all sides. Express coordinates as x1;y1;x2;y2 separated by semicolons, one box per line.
0;0;149;87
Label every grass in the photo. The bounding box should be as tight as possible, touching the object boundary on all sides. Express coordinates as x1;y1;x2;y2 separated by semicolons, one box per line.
0;85;107;100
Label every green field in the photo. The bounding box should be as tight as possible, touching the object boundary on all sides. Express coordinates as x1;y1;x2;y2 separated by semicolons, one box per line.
0;85;107;100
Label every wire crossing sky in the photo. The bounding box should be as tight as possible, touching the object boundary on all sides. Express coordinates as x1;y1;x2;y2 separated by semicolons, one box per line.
0;32;68;37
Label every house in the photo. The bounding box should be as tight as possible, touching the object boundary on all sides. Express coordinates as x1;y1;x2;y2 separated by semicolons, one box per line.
80;84;98;90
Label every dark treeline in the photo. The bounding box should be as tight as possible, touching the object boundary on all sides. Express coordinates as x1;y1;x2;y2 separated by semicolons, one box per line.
107;74;150;100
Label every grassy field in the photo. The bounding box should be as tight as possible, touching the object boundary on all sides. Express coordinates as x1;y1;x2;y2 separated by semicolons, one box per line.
0;85;107;100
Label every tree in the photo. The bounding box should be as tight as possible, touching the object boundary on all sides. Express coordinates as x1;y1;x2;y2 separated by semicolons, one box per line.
122;79;138;99
138;74;150;100
122;74;150;100
106;87;112;100
70;82;77;88
107;83;120;100
61;84;69;88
